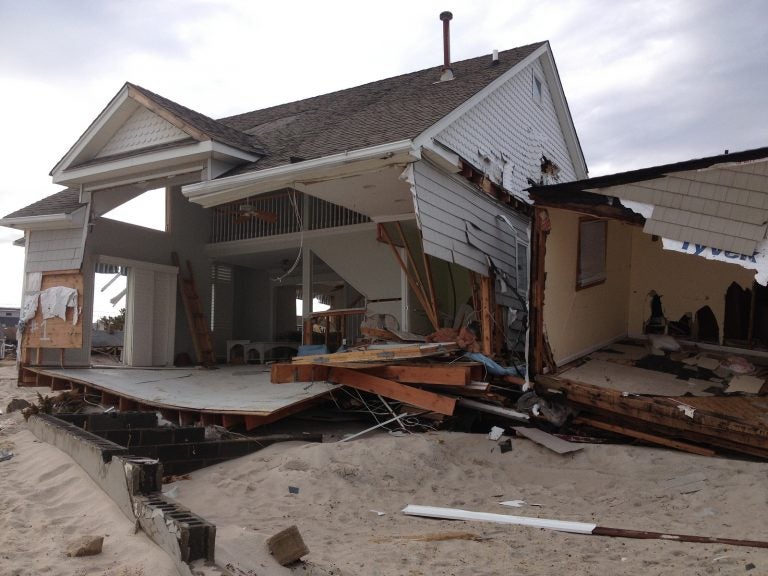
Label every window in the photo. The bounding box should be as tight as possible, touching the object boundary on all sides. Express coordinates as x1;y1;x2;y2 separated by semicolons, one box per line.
532;73;543;104
577;219;607;290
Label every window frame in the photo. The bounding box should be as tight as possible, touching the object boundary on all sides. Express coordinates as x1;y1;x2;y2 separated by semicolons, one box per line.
576;217;607;291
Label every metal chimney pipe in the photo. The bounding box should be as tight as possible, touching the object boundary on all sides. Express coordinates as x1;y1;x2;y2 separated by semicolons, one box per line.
439;11;454;81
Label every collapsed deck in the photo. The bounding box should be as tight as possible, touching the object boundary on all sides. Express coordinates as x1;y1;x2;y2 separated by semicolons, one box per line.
20;365;337;430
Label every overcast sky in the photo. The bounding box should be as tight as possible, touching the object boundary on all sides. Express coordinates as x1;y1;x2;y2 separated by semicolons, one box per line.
1;0;766;307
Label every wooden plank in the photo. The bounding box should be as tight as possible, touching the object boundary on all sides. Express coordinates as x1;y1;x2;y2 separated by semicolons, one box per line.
270;363;331;384
379;224;439;331
513;426;583;454
479;275;493;356
352;364;472;386
222;414;245;428
573;417;716;457
328;367;456;416
291;343;459;365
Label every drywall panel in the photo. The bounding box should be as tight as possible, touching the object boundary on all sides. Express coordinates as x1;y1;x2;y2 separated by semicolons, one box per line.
435;59;577;197
627;227;754;339
543;209;632;365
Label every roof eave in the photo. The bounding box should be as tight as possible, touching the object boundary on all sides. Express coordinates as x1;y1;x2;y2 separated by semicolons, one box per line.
0;206;87;231
183;139;419;208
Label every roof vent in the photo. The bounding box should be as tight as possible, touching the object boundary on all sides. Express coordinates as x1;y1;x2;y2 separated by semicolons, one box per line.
439;11;454;82
492;49;499;65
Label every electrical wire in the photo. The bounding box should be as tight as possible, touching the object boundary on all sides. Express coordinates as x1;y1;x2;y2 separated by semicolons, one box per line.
271;187;304;282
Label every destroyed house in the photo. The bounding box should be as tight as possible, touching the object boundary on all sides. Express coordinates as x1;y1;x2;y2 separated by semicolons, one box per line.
0;38;585;424
527;146;768;458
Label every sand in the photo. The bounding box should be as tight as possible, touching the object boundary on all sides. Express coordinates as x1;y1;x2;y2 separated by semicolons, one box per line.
3;358;768;576
174;426;768;575
0;363;179;576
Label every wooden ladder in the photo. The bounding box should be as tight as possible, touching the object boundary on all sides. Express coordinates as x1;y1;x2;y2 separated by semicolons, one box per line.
172;252;216;367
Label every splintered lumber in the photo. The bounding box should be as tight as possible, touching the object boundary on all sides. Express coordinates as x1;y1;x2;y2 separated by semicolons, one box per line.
328;367;456;415
536;374;768;459
291;343;459;365
573;417;716;457
403;505;768;549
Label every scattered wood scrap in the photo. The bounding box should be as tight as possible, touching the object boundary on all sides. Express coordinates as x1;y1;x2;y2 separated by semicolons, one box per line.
327;367;456;416
512;426;583;454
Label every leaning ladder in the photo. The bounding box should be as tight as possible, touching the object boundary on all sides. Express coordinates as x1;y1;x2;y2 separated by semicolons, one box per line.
172;252;216;367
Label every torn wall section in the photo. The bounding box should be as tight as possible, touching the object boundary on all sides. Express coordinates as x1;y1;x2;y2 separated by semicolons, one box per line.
406;160;530;357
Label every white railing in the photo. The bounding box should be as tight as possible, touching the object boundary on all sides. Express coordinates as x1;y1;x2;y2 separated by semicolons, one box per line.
209;190;369;243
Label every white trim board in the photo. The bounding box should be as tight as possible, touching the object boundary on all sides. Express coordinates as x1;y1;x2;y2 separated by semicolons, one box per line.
402;504;597;535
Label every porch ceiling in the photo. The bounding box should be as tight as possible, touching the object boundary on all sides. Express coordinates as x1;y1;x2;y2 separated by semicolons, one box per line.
296;165;414;220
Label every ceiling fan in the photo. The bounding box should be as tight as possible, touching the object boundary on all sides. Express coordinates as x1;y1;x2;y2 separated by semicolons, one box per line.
218;204;279;225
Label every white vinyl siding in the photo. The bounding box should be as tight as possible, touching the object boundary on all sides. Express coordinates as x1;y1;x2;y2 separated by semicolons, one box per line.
411;160;529;311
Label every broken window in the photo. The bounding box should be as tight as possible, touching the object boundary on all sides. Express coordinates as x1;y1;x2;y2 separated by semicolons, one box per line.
576;219;607;290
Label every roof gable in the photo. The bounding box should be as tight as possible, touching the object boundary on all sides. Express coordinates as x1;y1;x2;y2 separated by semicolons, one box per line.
51;82;264;187
95;106;189;158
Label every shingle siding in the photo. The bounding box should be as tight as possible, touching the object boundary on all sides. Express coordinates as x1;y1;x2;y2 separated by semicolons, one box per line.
96;106;188;158
26;227;85;272
434;60;576;198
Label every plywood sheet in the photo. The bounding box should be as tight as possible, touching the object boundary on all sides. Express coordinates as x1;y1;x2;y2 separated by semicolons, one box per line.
560;359;714;396
34;365;338;414
25;271;84;349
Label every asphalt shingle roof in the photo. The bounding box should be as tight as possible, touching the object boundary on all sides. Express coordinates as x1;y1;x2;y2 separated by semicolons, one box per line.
218;42;545;175
127;83;266;156
3;188;84;219
6;42;545;221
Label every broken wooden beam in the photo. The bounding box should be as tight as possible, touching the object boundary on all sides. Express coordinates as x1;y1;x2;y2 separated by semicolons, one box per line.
335;363;477;386
573;416;716;457
328;367;456;416
291;343;459;365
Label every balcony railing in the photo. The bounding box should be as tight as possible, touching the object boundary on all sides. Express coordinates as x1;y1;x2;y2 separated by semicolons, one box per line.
209;190;370;243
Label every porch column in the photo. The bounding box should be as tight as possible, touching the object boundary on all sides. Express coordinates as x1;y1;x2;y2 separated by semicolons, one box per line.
301;247;312;345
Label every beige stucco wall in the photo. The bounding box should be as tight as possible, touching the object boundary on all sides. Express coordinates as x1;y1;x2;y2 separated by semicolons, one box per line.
627;228;754;339
543;209;633;365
